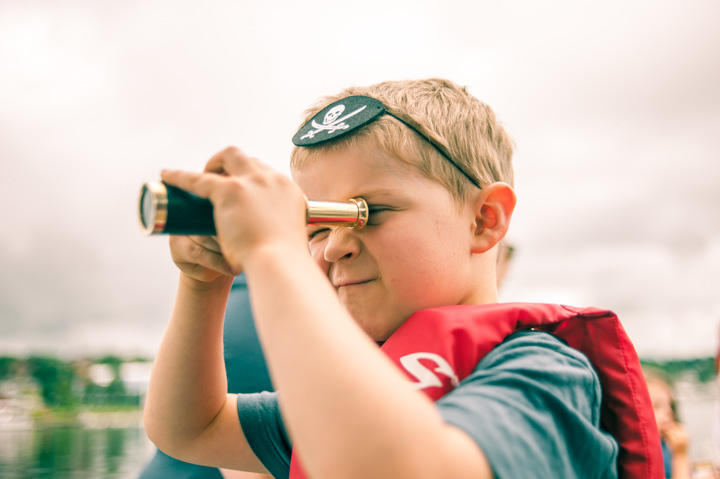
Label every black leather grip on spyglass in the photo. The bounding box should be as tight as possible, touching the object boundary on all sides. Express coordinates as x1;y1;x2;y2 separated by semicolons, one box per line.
163;183;216;236
163;183;216;235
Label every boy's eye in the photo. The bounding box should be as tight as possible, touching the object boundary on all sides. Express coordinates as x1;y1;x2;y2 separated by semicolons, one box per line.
306;206;395;239
367;205;394;225
308;227;330;240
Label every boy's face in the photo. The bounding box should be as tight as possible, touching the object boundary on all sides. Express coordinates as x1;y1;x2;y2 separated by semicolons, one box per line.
293;139;483;341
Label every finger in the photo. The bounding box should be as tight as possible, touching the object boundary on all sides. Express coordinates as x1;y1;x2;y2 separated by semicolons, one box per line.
171;236;235;277
188;235;223;254
204;147;234;174
161;169;224;199
204;146;261;176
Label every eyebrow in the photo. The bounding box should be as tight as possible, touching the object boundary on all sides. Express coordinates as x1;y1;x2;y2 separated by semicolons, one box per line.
306;188;401;204
349;188;403;201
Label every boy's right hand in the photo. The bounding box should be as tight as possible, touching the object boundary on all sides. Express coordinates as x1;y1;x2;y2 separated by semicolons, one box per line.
161;147;308;276
169;234;236;284
167;151;243;286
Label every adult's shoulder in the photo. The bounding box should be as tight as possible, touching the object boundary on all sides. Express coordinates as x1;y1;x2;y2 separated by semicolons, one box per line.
231;274;248;288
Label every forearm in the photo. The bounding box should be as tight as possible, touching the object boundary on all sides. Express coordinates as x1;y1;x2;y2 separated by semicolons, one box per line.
144;273;233;452
244;245;489;479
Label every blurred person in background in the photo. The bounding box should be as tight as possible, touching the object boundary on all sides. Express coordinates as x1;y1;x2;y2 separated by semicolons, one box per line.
646;370;691;479
709;323;720;479
694;329;720;479
715;322;720;465
139;274;273;479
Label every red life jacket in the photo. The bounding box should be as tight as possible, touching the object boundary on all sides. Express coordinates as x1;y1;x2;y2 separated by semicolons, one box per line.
289;303;663;479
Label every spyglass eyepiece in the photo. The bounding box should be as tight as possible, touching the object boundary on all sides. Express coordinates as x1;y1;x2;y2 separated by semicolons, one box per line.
138;181;369;235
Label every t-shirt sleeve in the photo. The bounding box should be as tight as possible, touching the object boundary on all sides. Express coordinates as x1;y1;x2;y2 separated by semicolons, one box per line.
236;391;292;479
436;331;619;479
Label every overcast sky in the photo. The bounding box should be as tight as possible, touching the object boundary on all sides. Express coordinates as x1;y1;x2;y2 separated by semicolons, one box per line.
1;0;718;358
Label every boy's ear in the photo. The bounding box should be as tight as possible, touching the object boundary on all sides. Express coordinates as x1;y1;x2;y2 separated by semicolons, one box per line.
470;182;516;253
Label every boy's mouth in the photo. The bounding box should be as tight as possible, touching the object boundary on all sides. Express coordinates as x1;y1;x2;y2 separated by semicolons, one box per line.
334;278;375;288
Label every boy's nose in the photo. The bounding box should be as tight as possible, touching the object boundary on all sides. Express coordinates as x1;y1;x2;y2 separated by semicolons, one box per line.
323;227;360;263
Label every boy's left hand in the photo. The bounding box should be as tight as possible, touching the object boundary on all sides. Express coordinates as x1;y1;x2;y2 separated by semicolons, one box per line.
161;146;309;272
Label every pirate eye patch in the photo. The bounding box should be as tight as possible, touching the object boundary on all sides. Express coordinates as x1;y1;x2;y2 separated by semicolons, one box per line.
292;95;482;189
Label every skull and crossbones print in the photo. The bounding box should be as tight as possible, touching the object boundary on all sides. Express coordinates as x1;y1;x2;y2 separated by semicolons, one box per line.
300;103;368;140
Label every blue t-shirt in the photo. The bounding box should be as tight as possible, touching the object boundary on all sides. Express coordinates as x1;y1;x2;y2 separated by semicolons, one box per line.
237;331;619;479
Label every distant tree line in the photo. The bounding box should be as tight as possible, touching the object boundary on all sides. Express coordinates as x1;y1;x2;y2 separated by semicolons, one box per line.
1;354;715;409
0;355;150;410
641;357;716;384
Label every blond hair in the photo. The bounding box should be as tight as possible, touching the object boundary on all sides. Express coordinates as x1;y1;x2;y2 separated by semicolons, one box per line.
290;78;514;201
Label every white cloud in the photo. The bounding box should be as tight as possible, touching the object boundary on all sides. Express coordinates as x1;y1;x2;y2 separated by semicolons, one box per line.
0;0;718;359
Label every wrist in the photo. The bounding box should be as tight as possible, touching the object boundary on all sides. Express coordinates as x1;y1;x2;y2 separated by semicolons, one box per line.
241;239;311;276
179;272;234;294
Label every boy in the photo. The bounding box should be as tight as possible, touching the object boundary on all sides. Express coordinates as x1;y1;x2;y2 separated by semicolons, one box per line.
144;79;662;478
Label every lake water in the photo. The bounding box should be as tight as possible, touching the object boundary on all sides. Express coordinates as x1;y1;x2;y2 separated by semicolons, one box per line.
0;379;717;478
0;425;155;479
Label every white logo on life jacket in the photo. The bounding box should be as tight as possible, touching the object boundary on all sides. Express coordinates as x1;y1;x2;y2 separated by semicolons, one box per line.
399;352;459;390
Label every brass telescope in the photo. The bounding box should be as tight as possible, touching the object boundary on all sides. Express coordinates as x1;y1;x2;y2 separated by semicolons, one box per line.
139;181;369;235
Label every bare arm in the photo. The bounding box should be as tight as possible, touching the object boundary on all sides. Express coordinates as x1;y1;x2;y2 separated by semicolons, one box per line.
244;244;491;479
143;273;269;473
